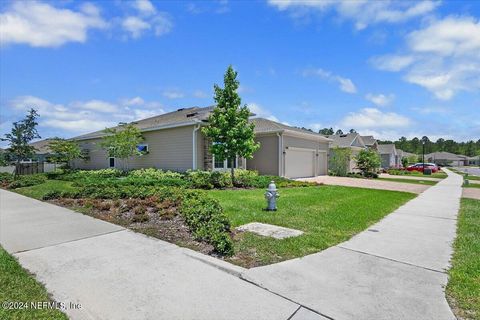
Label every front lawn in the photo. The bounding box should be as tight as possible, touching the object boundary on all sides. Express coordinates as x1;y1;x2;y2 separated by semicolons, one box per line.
209;186;415;267
15;180;77;200
0;246;68;320
464;183;480;189
377;177;438;186
447;198;480;320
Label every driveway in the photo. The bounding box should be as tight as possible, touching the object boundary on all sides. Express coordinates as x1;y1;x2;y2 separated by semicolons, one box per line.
243;168;462;320
300;175;430;193
454;166;480;176
0;190;321;320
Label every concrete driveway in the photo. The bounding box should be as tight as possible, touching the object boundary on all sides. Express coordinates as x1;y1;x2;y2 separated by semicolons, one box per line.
0;190;321;320
243;168;462;320
300;175;430;193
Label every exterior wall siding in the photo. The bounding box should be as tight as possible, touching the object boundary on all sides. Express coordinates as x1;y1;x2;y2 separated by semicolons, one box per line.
74;125;195;172
247;135;279;176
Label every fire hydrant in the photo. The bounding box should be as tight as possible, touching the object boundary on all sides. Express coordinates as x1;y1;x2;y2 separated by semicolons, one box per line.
265;181;280;211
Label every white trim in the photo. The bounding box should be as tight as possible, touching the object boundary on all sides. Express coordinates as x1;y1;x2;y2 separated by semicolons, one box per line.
192;124;200;170
212;155;238;171
285;146;316;152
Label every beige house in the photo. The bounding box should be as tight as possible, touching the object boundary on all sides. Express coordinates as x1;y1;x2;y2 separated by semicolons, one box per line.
360;136;378;150
72;107;331;178
326;133;366;173
378;144;398;169
425;151;468;167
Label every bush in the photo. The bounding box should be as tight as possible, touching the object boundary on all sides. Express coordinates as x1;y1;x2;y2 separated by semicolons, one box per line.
185;170;214;189
233;169;258;187
0;172;14;188
128;168;183;180
387;169;409;176
180;190;233;255
355;149;381;178
329;147;351;177
8;174;47;189
61;169;123;182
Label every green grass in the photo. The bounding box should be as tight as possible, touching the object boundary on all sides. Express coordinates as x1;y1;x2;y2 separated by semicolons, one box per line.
208;186;415;267
377;177;438;185
410;171;448;179
14;180;77;200
0;246;68;320
447;198;480;320
464;183;480;189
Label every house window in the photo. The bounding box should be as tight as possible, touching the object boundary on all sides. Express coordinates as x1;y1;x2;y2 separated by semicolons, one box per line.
213;156;238;170
109;157;115;168
137;144;148;154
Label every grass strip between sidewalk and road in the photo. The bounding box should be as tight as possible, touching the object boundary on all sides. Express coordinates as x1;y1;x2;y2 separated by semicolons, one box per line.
0;246;68;319
447;198;480;320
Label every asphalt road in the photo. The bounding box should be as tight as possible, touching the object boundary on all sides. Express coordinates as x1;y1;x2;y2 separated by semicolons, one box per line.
454;166;480;176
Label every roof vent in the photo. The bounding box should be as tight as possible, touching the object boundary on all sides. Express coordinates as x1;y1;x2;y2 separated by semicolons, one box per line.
177;108;185;111
186;112;198;118
340;134;348;137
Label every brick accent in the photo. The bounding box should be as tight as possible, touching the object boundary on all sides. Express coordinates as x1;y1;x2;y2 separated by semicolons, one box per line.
203;137;212;170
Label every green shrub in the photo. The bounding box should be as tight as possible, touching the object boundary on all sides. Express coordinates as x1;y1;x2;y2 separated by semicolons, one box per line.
233;169;258;187
128;168;183;180
185;170;214;189
387;169;410;176
180;190;233;255
61;169;123;182
8;174;47;189
210;171;232;188
0;172;14;188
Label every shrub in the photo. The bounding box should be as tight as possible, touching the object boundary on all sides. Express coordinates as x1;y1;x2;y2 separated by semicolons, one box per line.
210;171;233;188
8;174;47;189
61;169;123;182
355;149;381;178
233;169;258;187
185;170;214;189
180;190;233;255
128;168;183;180
329;147;352;177
387;169;409;176
0;172;14;188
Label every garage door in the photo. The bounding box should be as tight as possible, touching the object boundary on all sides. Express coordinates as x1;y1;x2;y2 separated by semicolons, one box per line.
285;148;316;178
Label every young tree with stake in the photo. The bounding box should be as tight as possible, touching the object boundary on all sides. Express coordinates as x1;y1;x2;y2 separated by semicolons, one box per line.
100;123;144;171
202;66;260;185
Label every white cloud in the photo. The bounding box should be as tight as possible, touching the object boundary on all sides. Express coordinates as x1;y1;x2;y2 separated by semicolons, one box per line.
302;68;357;93
268;0;439;30
372;16;480;100
162;89;185;99
365;93;395;107
7;95;165;135
151;13;173;36
193;90;209;98
122;16;150;38
248;103;280;122
0;1;107;47
340;108;411;129
132;0;156;16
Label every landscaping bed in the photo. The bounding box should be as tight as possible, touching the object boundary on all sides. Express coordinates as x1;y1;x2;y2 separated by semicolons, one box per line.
447;198;480;320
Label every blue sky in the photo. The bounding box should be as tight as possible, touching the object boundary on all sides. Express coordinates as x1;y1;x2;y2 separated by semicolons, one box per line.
1;0;479;147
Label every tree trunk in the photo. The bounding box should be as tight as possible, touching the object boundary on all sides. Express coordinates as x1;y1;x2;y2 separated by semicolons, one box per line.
230;158;235;186
14;160;20;180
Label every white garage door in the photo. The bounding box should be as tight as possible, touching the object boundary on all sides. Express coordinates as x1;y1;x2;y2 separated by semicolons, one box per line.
285;148;316;178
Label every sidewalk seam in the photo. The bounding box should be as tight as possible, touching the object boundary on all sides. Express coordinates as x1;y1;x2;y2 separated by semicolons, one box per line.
12;229;126;255
337;246;447;274
286;306;301;320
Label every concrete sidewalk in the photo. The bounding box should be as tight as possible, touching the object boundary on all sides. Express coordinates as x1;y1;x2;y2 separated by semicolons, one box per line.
0;190;322;320
243;168;462;320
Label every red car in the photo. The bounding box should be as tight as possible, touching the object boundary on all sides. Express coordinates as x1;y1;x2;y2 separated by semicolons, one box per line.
406;163;439;173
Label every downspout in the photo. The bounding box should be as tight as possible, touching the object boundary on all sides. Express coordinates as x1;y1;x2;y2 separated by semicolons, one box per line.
277;132;283;177
192;124;201;170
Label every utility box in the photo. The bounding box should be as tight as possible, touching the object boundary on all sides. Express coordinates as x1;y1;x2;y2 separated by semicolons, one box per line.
424;168;432;175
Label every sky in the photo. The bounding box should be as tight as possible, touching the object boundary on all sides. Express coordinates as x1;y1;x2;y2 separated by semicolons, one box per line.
1;0;479;147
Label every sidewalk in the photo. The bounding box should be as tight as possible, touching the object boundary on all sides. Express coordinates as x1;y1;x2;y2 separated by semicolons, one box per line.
243;168;462;320
0;190;318;320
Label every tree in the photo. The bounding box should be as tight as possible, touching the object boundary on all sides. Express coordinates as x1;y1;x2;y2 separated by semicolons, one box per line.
319;127;334;135
335;129;344;135
1;109;40;178
355;149;381;177
401;157;408;168
329;147;351;176
100;123;144;171
202;65;260;185
48;138;83;168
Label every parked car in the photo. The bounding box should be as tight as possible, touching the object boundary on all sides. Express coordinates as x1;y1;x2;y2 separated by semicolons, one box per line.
407;163;439;173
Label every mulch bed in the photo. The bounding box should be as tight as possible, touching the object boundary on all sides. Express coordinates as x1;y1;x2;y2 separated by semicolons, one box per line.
49;197;215;255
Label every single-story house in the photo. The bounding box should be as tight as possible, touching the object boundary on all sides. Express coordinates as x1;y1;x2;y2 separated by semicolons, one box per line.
72;107;332;178
397;149;417;165
467;156;480;166
425;152;469;167
378;144;398;169
28;139;54;162
360;136;378;151
325;133;366;172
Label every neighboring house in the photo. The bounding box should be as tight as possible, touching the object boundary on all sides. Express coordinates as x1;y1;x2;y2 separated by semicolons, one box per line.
396;149;417;165
326;133;366;172
28;139;54;162
467;156;480;166
425;152;468;167
378;144;398;169
360;136;378;150
72;107;332;178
